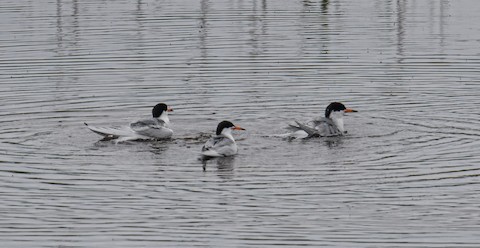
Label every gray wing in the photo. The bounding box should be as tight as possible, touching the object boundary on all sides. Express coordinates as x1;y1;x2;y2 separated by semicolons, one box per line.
202;136;237;157
312;117;342;137
201;137;218;151
294;121;318;137
130;118;162;130
84;123;134;139
130;119;173;139
289;118;342;138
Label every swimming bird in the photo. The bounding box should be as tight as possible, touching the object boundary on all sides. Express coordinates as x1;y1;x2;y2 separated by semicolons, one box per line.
85;103;173;142
201;121;245;157
288;102;357;138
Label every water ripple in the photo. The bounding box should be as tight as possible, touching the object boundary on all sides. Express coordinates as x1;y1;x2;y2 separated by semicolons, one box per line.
1;0;480;247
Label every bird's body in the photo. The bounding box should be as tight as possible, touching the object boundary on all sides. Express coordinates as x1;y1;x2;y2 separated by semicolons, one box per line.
129;118;173;138
201;135;238;157
288;102;357;138
201;121;245;157
85;103;173;142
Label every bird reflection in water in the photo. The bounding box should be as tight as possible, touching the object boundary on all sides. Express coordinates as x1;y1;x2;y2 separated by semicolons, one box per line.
202;156;236;180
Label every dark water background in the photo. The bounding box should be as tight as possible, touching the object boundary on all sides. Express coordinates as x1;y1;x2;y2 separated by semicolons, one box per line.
1;0;480;247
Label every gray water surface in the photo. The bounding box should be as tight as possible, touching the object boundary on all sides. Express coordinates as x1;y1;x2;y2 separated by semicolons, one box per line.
1;0;480;247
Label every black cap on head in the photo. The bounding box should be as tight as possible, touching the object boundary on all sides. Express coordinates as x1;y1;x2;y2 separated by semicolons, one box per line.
325;102;346;118
152;103;168;118
216;120;235;135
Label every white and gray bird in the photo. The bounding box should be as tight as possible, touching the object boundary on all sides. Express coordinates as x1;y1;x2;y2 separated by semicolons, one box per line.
201;121;245;157
85;103;173;142
288;102;357;138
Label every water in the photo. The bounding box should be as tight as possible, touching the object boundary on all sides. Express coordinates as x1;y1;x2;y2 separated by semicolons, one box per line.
1;0;480;247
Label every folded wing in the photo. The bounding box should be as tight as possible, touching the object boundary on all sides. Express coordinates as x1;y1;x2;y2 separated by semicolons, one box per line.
202;137;237;157
288;117;342;138
84;123;134;139
130;119;173;139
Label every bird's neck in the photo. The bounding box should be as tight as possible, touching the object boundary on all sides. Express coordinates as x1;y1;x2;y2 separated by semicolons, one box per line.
158;112;170;125
332;117;345;133
221;129;235;141
329;111;345;133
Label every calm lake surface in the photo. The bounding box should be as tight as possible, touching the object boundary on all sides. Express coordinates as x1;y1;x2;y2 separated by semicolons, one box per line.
1;0;480;247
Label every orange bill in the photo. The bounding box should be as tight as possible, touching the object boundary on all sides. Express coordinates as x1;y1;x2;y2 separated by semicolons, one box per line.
233;126;246;131
345;108;357;113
